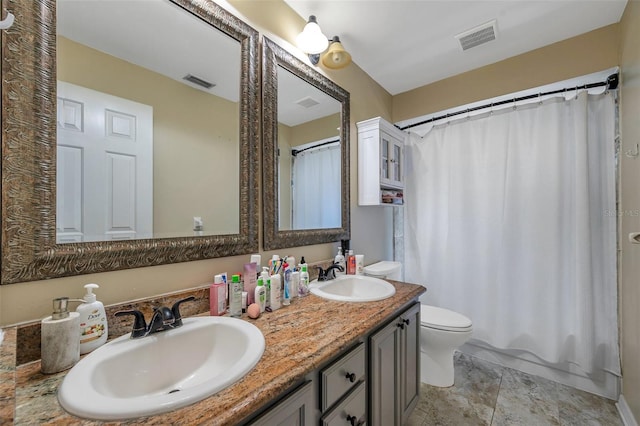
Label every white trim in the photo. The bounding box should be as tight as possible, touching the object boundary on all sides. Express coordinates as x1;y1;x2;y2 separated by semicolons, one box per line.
617;395;639;426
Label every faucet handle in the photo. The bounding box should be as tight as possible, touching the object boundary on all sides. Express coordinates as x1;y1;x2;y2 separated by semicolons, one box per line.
171;296;196;327
315;266;327;281
115;310;147;338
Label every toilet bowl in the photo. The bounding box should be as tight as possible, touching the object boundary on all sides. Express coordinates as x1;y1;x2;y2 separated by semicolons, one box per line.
420;305;472;387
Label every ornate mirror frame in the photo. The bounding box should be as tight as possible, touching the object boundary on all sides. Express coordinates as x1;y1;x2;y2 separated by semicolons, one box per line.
262;37;350;251
0;0;260;284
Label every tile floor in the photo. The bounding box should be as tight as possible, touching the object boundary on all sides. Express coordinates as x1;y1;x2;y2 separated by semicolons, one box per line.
407;352;623;426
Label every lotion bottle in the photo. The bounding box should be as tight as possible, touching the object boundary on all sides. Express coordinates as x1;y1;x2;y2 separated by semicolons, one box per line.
261;267;271;308
270;274;282;310
41;297;81;374
299;264;310;296
229;274;243;317
255;277;266;313
334;247;346;276
210;275;226;316
76;284;108;354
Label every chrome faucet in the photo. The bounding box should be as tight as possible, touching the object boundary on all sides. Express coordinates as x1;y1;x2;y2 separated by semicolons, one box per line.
115;296;195;339
316;263;345;281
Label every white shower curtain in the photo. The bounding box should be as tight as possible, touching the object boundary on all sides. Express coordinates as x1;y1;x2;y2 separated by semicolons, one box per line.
292;144;341;229
404;91;619;377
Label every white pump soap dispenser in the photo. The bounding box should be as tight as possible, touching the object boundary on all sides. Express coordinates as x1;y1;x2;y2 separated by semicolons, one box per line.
76;283;108;354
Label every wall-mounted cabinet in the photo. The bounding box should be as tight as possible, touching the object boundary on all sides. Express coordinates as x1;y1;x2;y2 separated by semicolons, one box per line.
357;117;406;206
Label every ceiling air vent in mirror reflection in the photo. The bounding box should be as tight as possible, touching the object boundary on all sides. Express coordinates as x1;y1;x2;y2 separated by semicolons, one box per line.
455;19;497;51
295;96;321;108
183;74;216;89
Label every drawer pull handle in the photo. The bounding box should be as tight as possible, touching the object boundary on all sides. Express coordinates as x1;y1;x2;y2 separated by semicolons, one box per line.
403;318;410;326
345;372;357;383
346;414;365;426
397;322;405;330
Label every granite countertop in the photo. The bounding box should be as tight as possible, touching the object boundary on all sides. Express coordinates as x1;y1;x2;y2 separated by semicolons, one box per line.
4;281;424;425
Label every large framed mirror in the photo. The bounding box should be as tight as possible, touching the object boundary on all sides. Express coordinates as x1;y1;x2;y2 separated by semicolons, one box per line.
0;0;260;284
262;37;350;251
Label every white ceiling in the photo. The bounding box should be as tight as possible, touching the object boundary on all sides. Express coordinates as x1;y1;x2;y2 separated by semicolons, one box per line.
284;0;628;95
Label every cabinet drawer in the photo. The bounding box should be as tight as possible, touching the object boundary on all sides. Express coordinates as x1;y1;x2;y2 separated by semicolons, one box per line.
321;381;366;426
321;342;365;411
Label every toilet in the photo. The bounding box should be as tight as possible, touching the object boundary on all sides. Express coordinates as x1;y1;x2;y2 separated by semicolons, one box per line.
419;305;472;387
363;261;473;388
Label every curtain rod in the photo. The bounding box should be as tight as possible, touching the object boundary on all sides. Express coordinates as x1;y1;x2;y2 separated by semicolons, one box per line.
291;138;340;157
398;73;619;131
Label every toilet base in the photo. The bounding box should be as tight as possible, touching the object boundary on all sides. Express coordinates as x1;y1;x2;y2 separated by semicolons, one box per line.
420;350;455;387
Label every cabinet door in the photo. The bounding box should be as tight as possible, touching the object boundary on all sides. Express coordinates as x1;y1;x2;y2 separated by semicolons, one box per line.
400;303;420;424
390;139;404;187
380;131;404;189
369;319;399;426
250;381;315;426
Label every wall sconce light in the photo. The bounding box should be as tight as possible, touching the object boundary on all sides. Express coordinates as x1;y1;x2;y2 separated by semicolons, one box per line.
297;16;352;70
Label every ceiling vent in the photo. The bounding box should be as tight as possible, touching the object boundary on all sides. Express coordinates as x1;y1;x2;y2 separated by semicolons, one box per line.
183;74;215;89
455;20;497;51
296;96;320;108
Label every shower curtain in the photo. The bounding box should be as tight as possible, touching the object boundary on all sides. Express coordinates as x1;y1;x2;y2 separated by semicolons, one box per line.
291;144;341;229
404;91;619;378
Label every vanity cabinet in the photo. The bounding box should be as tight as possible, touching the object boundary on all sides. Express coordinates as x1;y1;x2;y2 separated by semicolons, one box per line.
357;117;406;206
369;302;420;426
249;381;315;425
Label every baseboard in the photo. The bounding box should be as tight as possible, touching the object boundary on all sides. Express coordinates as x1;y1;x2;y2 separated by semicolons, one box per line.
617;395;639;426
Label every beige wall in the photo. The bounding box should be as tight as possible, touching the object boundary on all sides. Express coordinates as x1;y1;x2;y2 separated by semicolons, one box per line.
392;24;620;122
619;0;640;418
58;36;239;236
0;1;393;326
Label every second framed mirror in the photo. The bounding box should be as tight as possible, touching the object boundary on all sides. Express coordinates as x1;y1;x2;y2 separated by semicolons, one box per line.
262;37;350;251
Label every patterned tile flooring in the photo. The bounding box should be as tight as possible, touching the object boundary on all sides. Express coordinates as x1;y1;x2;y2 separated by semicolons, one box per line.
407;352;623;426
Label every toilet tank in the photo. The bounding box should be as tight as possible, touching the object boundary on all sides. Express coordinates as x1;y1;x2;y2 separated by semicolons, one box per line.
363;261;402;281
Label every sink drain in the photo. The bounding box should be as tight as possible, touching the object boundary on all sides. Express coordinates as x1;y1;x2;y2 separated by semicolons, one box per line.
168;389;181;394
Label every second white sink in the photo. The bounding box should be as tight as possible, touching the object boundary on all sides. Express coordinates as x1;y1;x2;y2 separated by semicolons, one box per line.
58;316;264;420
310;275;396;302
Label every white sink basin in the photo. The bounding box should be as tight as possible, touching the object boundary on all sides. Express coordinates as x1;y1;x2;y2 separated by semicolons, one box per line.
58;316;264;420
310;275;396;302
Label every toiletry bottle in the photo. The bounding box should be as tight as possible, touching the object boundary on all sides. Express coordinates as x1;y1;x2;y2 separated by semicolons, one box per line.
270;273;282;310
299;264;310;296
261;267;271;308
287;257;297;299
291;271;300;299
255;277;266;313
355;254;364;275
347;250;356;275
334;247;346;276
210;274;227;316
283;263;292;306
229;274;243;317
242;291;248;313
41;297;81;374
76;283;108;354
244;263;257;305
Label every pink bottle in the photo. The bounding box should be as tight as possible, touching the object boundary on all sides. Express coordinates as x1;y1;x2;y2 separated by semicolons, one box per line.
210;274;227;316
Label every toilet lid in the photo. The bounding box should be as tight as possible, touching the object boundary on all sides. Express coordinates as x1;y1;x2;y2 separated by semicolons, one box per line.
420;305;472;332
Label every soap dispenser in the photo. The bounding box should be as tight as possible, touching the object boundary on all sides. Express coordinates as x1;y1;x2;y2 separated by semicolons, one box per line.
76;283;108;354
41;297;81;374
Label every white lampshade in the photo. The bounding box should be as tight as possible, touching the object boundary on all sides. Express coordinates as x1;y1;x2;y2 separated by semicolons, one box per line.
296;16;329;54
